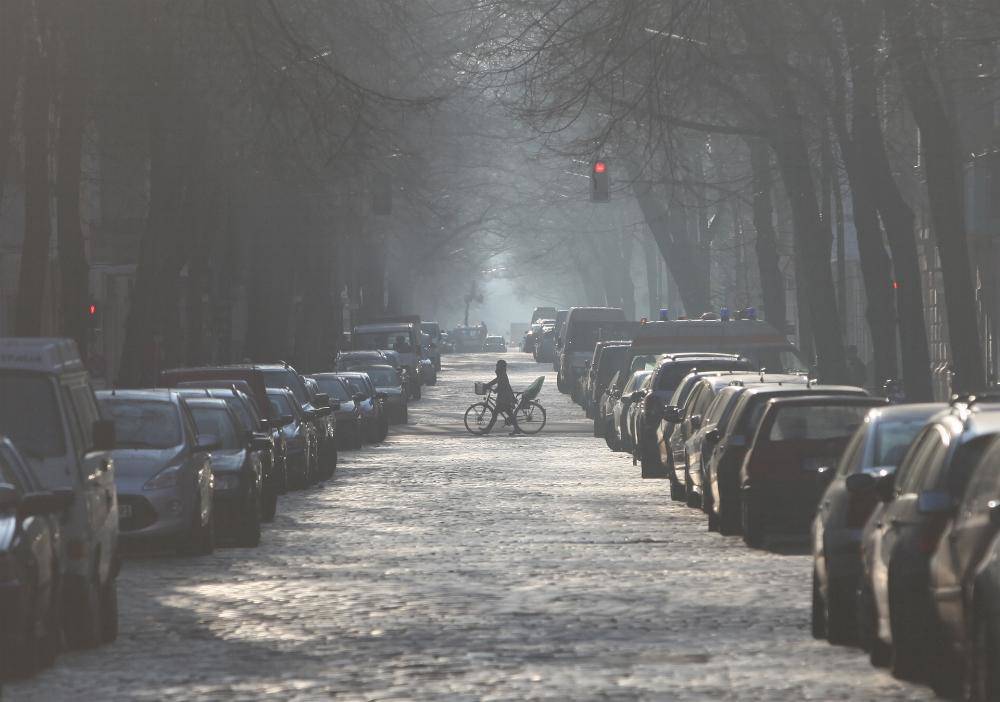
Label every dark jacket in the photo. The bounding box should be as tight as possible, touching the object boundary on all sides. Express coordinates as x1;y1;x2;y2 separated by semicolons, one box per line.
486;370;516;409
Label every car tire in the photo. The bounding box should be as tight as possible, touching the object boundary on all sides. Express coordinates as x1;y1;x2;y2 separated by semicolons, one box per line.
718;499;741;536
64;573;102;650
262;486;278;522
825;580;855;646
180;505;215;556
604;423;617;451
889;578;925;681
971;606;997;702
707;509;719;532
669;479;685;502
237;487;262;548
811;569;826;639
685;482;701;509
99;577;118;644
741;493;764;548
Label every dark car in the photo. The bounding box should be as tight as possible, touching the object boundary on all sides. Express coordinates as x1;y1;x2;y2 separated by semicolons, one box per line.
633;354;752;489
309;374;364;449
929;429;1000;695
0;438;68;679
362;364;408;425
610;370;652;453
587;342;631;428
97;390;216;554
706;384;869;535
483;335;507;353
810;403;941;645
335;350;392;372
861;404;1000;681
336;372;388;440
266;388;318;487
965;496;1000;699
187;398;265;547
739;395;888;548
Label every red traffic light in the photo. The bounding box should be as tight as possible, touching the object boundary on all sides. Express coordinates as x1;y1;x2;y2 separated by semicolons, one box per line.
88;303;97;316
593;161;607;174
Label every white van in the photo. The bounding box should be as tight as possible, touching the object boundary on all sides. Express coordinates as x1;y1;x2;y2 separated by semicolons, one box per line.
0;338;119;648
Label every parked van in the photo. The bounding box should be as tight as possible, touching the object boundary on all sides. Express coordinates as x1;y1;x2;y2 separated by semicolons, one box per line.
555;307;628;393
0;338;119;648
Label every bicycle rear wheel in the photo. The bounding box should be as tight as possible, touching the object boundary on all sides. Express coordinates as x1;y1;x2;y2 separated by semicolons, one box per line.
514;400;547;435
464;402;496;435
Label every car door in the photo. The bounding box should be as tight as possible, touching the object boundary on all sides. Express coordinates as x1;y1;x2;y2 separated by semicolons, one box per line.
64;377;116;582
950;445;1000;598
670;383;704;470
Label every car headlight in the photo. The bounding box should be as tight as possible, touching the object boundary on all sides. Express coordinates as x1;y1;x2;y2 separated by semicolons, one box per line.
144;464;182;491
213;473;241;491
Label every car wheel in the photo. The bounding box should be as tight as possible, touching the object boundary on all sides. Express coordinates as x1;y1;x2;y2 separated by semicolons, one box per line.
811;569;826;639
604;423;617;451
180;504;215;556
669;479;685;502
237;487;262;548
1;586;38;679
261;485;278;522
825;579;856;646
99;577;118;644
685;480;701;509
64;572;102;650
741;493;764;548
889;577;926;681
971;608;997;702
707;509;719;532
718;498;741;536
593;415;603;438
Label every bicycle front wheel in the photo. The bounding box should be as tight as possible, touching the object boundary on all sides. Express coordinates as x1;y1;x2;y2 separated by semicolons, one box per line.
464;402;496;435
514;400;547;435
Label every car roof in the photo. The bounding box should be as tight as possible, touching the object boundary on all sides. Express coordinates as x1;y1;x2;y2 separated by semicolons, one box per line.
659;352;744;362
763;395;888;408
739;384;867;398
96;389;179;402
0;337;85;373
865;403;946;424
265;386;296;395
183;397;230;409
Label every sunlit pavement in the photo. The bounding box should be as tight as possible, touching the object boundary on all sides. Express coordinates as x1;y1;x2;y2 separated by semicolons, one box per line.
7;354;933;701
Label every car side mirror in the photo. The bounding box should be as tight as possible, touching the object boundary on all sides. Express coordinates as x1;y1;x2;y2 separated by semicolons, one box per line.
846;472;877;494
19;490;73;519
196;434;221;452
875;472;896;503
663;405;684;424
689;414;702;430
917;490;952;515
706;428;722;443
313;392;330;409
92;419;116;452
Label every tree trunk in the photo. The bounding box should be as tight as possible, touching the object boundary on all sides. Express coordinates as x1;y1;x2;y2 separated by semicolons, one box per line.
54;0;90;357
884;0;983;393
0;0;25;209
748;139;787;332
15;1;52;337
842;0;932;400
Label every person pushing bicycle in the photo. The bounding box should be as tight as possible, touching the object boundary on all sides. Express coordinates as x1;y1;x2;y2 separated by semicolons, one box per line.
484;359;522;435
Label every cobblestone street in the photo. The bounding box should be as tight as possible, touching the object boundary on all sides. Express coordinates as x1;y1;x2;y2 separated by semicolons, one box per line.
6;354;934;701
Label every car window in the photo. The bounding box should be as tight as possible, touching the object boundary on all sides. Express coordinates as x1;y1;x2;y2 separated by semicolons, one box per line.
683;384;705;416
314;378;351;401
767;404;869;441
898;426;949;494
261;368;310;405
367;368;400;387
0;373;67;458
69;383;99;449
703;392;729;424
873;418;930;467
944;434;997;498
99;399;183;449
959;436;1000;514
836;426;868;477
222;398;254;431
178;401;200;443
0;452;25;492
694;386;716;416
190;406;242;450
268;393;295;418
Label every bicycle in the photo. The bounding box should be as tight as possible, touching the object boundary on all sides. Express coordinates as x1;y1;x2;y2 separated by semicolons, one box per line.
464;377;547;435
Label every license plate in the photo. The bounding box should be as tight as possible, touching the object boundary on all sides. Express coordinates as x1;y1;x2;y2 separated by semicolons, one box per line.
119;504;133;520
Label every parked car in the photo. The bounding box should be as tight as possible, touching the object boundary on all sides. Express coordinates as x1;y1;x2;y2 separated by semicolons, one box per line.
599;371;624;450
0;338;118;650
535;324;557;364
266;388;317;488
810;403;941;645
257;363;336;479
335;350;392;372
483;335;507;353
309;374;365;449
705;384;869;535
334;373;388;442
362;364;408;425
186;398;264;547
96;390;216;554
555;308;629;393
739;395;888;548
610;370;652;452
861;403;1000;681
634;354;752;488
683;384;753;510
0;437;69;679
420;322;443;371
965;489;1000;699
586;342;631;425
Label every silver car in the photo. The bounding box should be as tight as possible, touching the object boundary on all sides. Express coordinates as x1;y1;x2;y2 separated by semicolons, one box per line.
97;390;215;556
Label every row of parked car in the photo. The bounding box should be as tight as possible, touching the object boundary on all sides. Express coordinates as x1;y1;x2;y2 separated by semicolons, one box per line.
0;337;433;682
567;338;1000;700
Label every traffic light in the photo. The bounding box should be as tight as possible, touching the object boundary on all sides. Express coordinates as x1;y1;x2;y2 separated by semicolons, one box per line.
87;301;100;328
591;160;609;202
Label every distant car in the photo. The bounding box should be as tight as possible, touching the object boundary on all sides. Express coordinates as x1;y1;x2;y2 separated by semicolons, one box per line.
611;370;652;452
363;365;408;425
309;375;364;449
0;438;69;679
334;373;388;442
266;388;317;488
335;350;392;372
97;390;216;555
0;338;118;650
186;398;264;547
811;403;941;645
739;395;888;548
483;335;507;353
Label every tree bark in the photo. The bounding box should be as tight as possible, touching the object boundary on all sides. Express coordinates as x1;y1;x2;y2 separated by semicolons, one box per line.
54;0;90;357
15;1;53;337
0;0;25;209
884;0;984;393
748;138;787;333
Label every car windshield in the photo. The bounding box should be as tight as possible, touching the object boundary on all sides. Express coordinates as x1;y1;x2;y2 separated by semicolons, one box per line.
100;399;182;449
767;404;870;441
222;398;254;431
313;378;351;401
655;361;746;392
355;332;414;352
0;373;66;458
873;419;929;467
366;368;400;387
750;348;809;374
190;406;242;450
343;377;368;395
268;393;295;418
568;322;632;347
261;368;310;405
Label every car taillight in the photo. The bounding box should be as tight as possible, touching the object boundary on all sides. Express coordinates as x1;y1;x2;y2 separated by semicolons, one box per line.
918;512;951;554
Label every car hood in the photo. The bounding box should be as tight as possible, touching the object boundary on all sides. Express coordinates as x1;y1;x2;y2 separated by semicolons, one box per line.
109;448;184;479
211;450;247;473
